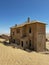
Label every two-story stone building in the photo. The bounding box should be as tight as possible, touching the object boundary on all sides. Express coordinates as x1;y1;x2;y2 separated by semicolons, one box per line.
10;17;46;51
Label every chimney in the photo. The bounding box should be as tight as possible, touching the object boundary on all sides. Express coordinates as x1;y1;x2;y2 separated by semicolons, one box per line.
15;24;17;26
28;17;30;23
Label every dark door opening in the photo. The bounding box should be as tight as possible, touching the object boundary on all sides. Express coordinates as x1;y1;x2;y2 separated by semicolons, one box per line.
29;40;31;48
21;41;23;47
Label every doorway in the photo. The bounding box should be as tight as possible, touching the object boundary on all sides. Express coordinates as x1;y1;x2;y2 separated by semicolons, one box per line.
21;41;23;47
29;40;31;48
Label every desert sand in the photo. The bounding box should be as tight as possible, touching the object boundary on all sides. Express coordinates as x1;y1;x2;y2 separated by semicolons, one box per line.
0;37;49;65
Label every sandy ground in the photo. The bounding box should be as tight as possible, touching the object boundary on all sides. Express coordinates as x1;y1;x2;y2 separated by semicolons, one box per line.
0;38;49;65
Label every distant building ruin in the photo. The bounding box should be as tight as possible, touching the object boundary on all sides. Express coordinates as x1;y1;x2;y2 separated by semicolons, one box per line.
10;17;46;52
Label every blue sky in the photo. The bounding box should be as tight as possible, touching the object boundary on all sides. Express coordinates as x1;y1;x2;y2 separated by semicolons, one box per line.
0;0;49;34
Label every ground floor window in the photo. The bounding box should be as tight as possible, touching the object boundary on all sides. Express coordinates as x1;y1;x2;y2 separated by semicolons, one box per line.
17;40;20;45
26;41;28;44
12;39;15;43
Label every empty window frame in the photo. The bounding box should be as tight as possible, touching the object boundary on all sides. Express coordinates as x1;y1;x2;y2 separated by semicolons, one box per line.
29;27;31;33
17;29;20;33
17;40;20;45
26;41;28;45
12;32;14;35
12;39;15;43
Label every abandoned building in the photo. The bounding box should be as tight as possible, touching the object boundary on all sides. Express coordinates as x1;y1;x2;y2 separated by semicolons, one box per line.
10;17;46;52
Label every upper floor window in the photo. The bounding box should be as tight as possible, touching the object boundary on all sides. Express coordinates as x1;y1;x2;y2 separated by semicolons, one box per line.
12;32;14;35
29;27;31;33
17;29;20;33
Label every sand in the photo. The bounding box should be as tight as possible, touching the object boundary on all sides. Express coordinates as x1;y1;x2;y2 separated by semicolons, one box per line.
0;38;49;65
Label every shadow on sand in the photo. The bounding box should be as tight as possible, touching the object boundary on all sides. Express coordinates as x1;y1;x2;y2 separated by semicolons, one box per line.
0;40;33;53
